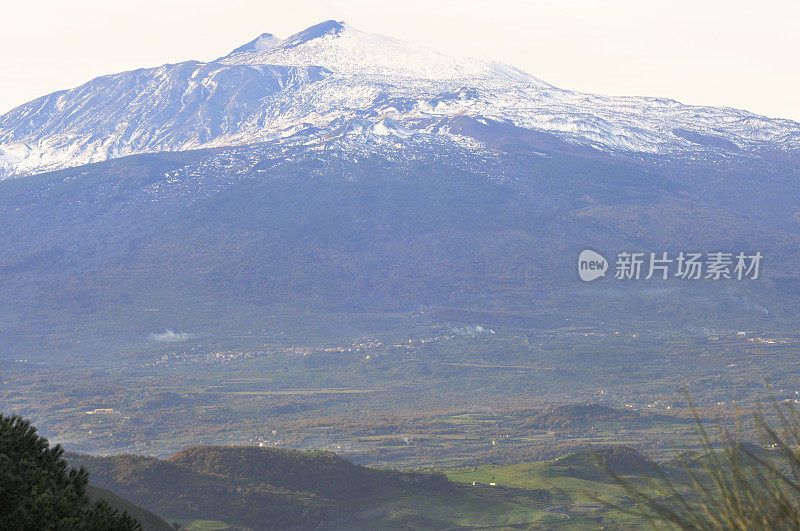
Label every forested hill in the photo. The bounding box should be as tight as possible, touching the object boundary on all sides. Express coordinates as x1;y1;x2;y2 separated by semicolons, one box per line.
67;445;452;529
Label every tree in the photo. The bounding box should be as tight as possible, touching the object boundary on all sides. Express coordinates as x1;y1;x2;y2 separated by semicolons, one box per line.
0;414;141;530
600;398;800;529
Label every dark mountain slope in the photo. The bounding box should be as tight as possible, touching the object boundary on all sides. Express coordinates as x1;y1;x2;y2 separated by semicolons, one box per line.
67;451;336;529
0;136;798;356
68;445;452;529
86;485;173;531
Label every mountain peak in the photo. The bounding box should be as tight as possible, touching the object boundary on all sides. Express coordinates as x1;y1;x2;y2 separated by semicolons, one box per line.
220;20;347;62
223;32;280;58
281;20;346;49
218;20;525;82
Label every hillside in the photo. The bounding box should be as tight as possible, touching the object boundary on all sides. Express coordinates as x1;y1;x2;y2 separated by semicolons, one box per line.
67;450;335;529
68;445;454;529
67;443;685;529
445;447;671;527
1;135;798;358
167;446;449;504
86;485;173;531
521;404;642;430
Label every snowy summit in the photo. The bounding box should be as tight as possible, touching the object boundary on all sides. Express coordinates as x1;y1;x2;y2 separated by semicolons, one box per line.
0;20;798;178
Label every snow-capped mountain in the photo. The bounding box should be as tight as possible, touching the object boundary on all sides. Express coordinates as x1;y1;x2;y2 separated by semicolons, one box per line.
1;20;799;179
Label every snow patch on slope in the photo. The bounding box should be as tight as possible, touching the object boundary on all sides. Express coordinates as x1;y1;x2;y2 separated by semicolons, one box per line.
220;20;548;87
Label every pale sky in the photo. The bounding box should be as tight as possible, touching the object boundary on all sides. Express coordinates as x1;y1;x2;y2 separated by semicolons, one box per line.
2;0;799;121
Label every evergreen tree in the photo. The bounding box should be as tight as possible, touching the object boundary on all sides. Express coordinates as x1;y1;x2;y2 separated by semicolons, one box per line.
0;414;140;530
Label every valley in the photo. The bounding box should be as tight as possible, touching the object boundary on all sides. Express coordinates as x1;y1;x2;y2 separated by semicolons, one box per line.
5;317;798;466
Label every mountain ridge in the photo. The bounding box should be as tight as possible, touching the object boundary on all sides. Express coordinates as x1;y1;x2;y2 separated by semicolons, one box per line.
1;20;798;179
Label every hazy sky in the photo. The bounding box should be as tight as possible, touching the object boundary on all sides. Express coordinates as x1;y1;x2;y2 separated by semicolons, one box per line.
2;0;799;120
